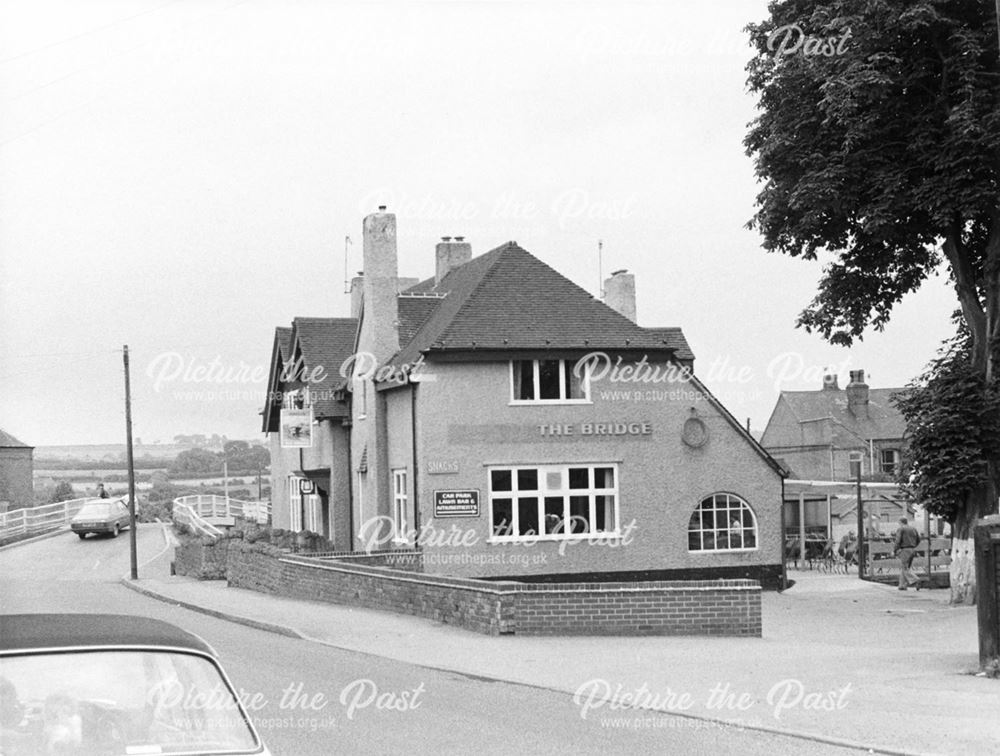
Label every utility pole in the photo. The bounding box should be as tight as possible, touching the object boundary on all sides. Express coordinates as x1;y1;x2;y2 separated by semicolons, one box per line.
123;345;138;580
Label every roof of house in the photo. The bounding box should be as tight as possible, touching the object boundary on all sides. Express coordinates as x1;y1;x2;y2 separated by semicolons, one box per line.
389;242;694;368
0;429;31;448
776;387;907;440
290;317;357;418
275;326;293;361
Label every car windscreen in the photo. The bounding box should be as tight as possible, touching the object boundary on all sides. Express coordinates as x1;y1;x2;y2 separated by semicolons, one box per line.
0;649;260;755
74;504;112;520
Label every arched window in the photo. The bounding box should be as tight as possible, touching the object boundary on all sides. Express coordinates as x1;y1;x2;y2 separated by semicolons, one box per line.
688;493;757;552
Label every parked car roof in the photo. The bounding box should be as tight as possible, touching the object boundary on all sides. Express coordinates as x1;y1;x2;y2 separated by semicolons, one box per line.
0;613;215;656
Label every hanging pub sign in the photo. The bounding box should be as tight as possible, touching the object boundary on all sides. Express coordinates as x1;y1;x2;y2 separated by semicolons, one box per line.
433;490;480;518
280;408;313;448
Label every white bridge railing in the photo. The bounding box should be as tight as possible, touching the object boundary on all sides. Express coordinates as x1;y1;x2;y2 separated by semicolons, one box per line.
0;498;94;541
171;495;270;538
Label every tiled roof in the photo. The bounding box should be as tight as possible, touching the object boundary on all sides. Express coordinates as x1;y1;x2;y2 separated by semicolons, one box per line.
291;317;358;418
390;242;693;367
397;296;443;346
275;327;293;361
644;328;694;362
0;429;30;448
779;387;907;440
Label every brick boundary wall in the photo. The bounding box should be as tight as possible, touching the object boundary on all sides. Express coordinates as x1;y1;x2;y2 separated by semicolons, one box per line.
213;542;761;637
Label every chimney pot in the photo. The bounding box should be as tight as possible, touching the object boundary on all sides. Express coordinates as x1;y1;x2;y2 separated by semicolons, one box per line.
441;236;452;242
377;205;387;212
455;236;465;242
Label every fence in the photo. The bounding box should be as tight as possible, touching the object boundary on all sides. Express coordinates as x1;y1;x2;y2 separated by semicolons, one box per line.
172;495;270;524
0;498;93;541
171;495;271;539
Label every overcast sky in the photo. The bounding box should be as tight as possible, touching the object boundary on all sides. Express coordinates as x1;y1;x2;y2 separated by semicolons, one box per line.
0;0;959;447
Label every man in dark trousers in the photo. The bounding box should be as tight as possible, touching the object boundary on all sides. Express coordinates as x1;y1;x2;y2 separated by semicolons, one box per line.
893;516;923;590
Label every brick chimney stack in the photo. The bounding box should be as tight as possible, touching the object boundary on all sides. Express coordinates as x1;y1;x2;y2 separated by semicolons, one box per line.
349;272;364;320
846;369;869;417
362;206;399;362
435;236;472;284
604;269;637;323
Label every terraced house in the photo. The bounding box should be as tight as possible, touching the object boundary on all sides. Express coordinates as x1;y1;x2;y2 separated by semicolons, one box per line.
262;208;787;586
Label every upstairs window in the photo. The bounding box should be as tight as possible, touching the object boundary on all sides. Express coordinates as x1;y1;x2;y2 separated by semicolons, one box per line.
510;360;588;403
880;449;900;475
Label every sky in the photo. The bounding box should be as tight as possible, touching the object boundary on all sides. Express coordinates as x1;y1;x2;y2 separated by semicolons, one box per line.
0;0;959;447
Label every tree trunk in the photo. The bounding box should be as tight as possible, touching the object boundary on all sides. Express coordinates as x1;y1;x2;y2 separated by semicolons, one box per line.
951;475;1000;605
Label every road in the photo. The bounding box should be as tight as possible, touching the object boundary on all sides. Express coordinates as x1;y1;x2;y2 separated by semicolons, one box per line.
0;525;868;755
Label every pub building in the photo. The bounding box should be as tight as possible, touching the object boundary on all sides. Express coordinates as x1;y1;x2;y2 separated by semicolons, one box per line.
263;207;786;586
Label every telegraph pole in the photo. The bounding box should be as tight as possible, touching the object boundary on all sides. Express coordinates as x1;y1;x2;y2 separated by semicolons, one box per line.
123;345;138;580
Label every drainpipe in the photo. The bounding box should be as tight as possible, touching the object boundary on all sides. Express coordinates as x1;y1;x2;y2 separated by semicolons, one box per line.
780;477;787;591
410;383;420;543
345;420;354;552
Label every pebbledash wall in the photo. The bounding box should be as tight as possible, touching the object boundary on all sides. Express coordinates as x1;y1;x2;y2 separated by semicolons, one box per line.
176;539;762;637
378;358;784;587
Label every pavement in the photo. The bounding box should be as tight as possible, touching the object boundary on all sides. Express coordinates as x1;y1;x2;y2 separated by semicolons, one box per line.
117;525;997;756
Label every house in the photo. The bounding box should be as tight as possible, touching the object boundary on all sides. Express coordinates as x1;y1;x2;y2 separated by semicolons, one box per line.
760;371;907;482
262;208;787;585
761;372;916;541
0;428;34;511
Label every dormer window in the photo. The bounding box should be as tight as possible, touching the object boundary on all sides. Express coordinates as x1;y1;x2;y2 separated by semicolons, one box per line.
510;360;589;404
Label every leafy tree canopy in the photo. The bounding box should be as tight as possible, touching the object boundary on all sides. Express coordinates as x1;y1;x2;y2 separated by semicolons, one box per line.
745;0;1000;363
894;319;1000;521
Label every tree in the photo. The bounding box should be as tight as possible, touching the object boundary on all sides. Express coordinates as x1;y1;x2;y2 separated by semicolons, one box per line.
745;0;1000;600
50;481;75;503
893;321;1000;601
170;448;221;475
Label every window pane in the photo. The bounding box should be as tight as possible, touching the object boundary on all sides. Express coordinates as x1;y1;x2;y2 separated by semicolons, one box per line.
545;470;562;491
569;495;590;533
744;530;757;548
517;469;538;491
538;360;561;399
492;498;512;536
594;467;614;489
564;360;585;399
544;497;564;534
568;468;589;489
689;530;702;550
595;495;614;532
518;497;539;536
491;470;512;492
513;361;534;400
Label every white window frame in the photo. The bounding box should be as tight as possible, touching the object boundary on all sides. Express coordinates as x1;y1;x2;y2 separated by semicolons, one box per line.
509;359;591;405
879;449;900;475
392;469;408;544
487;463;619;543
288;475;303;532
687;492;758;554
848;450;864;475
303;493;321;534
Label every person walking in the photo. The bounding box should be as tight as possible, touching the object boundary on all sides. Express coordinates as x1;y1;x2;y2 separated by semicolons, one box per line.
893;516;923;590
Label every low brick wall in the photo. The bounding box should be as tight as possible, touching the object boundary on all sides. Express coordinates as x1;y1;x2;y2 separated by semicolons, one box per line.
221;544;760;637
512;581;761;636
174;539;762;636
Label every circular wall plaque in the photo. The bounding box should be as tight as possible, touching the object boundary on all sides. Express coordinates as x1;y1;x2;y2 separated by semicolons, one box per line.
682;417;709;448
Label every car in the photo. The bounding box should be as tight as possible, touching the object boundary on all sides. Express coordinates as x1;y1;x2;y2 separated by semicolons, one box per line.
0;613;270;755
70;498;132;539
